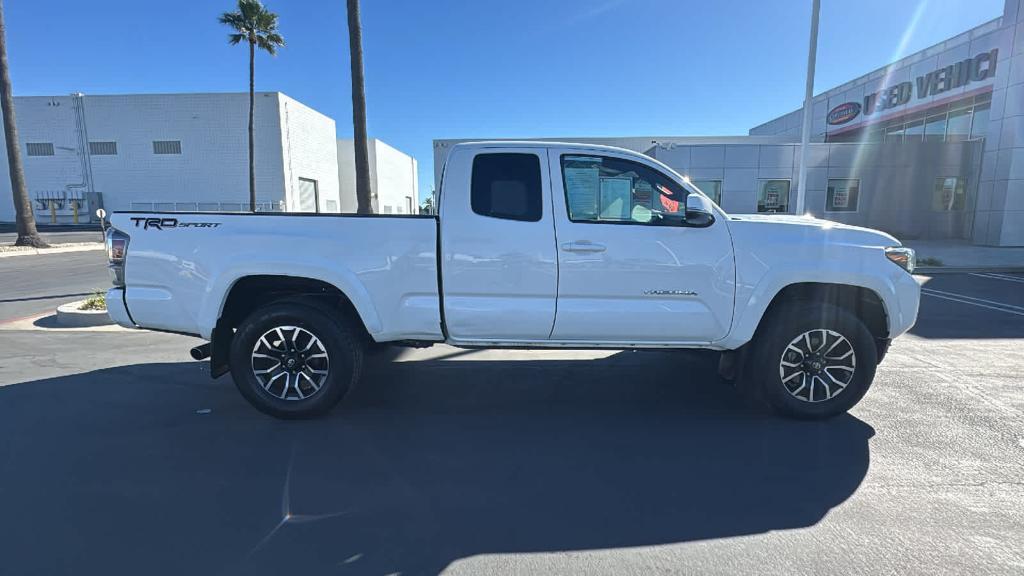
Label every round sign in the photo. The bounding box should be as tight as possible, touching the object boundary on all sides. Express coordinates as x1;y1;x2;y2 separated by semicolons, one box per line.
827;101;861;126
95;208;107;219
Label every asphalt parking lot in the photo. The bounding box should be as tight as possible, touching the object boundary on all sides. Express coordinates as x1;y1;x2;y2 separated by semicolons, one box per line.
0;254;1021;575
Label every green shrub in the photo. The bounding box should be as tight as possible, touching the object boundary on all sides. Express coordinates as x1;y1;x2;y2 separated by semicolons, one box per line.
78;291;106;311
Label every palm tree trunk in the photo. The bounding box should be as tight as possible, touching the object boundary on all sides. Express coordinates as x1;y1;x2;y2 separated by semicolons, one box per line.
347;0;373;214
248;39;256;212
0;0;45;247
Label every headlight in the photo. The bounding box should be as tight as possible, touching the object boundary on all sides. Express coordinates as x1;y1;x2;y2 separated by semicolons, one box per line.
884;246;915;274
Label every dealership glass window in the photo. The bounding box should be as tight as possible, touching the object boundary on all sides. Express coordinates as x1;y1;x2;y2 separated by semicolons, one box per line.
933;177;966;211
471;153;543;222
691;180;722;205
924;115;947;142
26;142;54;156
946;108;972;142
561;155;687;224
884;125;904;143
970;103;990;139
902;120;924;142
757;180;790;213
826;179;860;212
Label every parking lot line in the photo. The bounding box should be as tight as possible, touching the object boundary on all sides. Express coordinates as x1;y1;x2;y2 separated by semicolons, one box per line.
969;272;1024;284
921;287;1024;317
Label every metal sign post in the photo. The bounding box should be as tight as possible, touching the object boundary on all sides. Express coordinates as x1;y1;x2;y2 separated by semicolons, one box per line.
796;0;820;216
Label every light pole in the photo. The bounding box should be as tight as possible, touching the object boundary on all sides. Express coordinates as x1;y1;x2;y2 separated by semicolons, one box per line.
796;0;820;216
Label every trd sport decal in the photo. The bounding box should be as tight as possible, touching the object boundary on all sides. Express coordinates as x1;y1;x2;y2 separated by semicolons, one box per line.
130;217;221;230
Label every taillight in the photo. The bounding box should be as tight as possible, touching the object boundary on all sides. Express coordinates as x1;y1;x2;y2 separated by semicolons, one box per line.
105;227;130;286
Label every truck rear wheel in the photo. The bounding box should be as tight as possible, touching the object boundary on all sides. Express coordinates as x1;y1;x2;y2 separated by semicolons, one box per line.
744;301;877;419
228;301;363;418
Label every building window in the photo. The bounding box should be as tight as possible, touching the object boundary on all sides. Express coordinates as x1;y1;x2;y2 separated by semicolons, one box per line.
152;140;182;155
924;115;947;142
89;141;117;155
884;125;904;143
903;120;924;142
405;196;413;214
933;177;965;211
26;142;54;156
472;153;543;222
691;180;722;205
561;154;687;225
970;103;990;139
826;179;860;212
757;180;790;213
946;108;972;142
297;177;319;213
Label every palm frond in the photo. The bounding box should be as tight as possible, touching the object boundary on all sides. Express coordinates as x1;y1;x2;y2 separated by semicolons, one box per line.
220;0;283;53
238;0;264;23
218;11;245;31
263;32;284;47
255;11;278;32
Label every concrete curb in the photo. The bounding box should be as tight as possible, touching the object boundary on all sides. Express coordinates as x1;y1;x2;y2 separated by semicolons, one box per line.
56;301;114;327
0;243;103;258
915;266;1024;274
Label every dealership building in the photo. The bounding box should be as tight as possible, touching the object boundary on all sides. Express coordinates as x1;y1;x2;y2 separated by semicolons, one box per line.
436;0;1024;246
0;91;419;224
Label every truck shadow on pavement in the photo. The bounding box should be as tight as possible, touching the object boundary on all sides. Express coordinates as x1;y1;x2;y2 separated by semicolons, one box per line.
0;350;874;576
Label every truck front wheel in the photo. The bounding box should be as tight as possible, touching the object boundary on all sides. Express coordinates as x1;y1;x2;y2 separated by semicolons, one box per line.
228;301;363;418
744;302;877;419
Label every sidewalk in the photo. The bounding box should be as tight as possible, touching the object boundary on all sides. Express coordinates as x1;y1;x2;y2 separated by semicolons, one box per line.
904;239;1024;272
0;229;104;245
0;242;103;258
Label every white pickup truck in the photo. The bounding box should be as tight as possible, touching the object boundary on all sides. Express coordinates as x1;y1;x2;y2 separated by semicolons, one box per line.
104;142;920;419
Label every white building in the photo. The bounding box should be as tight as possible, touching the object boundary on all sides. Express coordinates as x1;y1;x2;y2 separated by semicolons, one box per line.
0;91;342;223
337;138;419;214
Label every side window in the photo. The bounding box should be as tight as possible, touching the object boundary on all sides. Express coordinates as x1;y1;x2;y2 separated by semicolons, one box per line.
561;155;687;224
471;153;542;222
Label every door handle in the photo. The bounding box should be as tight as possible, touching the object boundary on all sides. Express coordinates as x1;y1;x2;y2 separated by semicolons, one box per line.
561;241;606;253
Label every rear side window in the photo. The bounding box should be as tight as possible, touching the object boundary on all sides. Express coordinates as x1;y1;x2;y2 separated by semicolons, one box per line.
471;153;542;222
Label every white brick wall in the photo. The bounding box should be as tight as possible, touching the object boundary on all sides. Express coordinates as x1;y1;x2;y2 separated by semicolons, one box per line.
337;138;418;214
371;139;418;214
0;92;336;221
279;94;340;212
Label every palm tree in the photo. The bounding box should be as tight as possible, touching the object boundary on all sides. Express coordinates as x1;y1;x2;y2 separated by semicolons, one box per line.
346;0;373;214
219;0;284;213
0;0;45;247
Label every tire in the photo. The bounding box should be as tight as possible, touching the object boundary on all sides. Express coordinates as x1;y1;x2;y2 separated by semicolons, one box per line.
742;301;877;420
228;300;363;418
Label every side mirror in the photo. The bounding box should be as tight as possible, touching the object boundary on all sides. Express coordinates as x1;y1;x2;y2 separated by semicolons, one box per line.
684;193;715;227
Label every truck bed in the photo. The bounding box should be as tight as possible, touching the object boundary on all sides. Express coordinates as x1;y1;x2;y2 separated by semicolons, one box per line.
110;212;443;342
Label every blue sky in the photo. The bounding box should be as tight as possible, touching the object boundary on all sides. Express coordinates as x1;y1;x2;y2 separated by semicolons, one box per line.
4;0;1005;201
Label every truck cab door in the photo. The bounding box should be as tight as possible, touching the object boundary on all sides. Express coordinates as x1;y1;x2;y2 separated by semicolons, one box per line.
439;146;558;343
548;149;735;344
